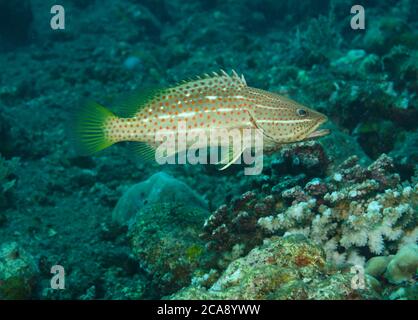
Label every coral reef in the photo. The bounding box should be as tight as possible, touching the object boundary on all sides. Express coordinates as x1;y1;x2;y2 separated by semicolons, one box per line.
364;244;417;299
171;235;379;300
198;147;416;299
0;242;38;299
259;153;417;263
271;141;330;177
203;148;417;268
0;0;416;300
384;244;418;284
129;202;211;296
365;256;393;278
115;173;212;296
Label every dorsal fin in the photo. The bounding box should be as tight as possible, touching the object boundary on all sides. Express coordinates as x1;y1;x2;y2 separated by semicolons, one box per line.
112;87;165;118
111;70;247;117
174;69;247;88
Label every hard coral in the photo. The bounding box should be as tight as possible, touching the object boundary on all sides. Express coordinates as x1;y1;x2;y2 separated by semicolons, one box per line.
203;151;417;271
171;235;379;300
259;154;417;263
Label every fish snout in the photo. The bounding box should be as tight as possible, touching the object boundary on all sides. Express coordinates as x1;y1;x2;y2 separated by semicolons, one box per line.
312;109;328;125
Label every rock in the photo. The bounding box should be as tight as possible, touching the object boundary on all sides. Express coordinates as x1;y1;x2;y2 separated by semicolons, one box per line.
129;202;210;297
170;235;379;300
0;242;38;299
384;244;418;284
0;0;33;45
0;155;18;209
112;172;208;226
119;173;211;296
0;211;6;226
320;122;370;166
271;141;330;177
0;112;12;156
389;130;418;180
331;50;366;68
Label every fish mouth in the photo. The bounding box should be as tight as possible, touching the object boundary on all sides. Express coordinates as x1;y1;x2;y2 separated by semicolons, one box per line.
305;117;330;140
306;128;330;139
306;114;331;139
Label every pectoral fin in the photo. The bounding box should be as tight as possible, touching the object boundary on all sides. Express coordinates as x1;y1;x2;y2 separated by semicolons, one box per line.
216;145;244;171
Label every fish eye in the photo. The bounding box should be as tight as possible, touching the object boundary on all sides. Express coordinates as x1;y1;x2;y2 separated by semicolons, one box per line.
297;109;307;116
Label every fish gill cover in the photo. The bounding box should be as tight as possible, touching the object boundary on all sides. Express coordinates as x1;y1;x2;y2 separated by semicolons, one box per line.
0;0;416;302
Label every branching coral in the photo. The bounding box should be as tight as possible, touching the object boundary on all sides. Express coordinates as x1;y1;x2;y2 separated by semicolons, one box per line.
202;143;417;271
201;141;331;267
258;154;417;265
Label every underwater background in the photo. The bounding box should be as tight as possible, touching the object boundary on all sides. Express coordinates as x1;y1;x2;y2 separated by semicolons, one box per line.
0;0;417;300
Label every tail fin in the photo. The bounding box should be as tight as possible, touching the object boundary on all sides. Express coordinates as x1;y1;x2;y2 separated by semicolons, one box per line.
71;101;116;155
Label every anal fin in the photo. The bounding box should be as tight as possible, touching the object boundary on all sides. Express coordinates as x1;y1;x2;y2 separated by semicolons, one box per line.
130;141;183;164
129;141;156;162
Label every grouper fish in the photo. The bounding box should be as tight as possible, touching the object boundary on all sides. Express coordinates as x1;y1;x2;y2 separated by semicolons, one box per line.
73;70;329;170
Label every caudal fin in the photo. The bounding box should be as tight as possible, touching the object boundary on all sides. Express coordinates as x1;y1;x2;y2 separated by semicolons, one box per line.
71;101;115;155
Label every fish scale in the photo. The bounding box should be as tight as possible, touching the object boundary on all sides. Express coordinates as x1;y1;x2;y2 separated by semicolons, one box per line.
73;70;329;165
